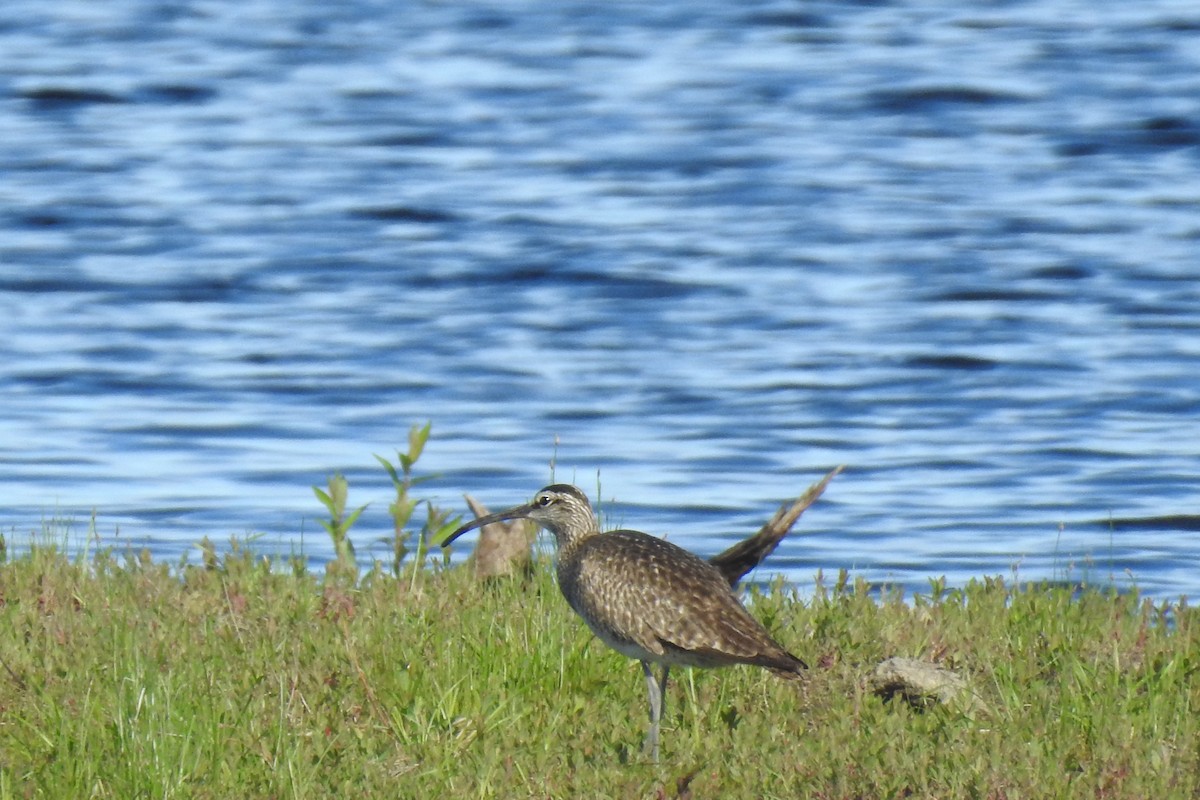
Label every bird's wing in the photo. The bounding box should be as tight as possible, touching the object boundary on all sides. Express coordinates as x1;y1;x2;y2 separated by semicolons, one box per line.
573;531;786;664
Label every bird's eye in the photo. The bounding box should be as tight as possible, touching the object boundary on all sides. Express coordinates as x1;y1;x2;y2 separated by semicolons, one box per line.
536;494;553;507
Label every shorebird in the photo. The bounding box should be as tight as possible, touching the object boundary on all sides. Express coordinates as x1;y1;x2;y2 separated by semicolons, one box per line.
441;483;808;761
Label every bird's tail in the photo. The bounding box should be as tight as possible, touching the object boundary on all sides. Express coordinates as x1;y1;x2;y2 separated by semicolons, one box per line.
766;650;809;681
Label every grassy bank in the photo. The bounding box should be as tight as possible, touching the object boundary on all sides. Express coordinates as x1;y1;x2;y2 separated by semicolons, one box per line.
0;538;1196;799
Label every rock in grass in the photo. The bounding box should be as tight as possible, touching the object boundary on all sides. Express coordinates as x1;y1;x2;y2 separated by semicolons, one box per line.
870;657;976;711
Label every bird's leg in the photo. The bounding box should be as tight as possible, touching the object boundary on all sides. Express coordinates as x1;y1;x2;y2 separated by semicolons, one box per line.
641;660;662;762
658;665;669;724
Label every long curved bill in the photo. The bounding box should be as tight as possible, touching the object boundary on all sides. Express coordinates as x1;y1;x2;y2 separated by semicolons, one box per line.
438;502;536;547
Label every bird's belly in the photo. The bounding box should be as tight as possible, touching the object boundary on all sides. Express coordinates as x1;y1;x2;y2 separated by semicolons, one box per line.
589;625;657;663
586;621;729;668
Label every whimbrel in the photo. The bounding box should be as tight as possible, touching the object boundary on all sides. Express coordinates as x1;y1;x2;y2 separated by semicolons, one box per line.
441;484;808;761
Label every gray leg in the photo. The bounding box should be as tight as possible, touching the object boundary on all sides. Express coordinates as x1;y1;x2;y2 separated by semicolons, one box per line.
659;665;669;722
641;660;663;762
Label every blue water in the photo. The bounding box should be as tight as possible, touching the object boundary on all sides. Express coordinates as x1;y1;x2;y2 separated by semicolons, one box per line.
2;1;1198;600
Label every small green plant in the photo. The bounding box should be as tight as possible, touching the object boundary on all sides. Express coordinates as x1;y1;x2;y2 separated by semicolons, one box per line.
313;473;366;582
375;422;461;577
310;422;461;583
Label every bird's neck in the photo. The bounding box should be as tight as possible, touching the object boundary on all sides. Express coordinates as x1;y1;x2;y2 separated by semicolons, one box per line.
546;517;600;553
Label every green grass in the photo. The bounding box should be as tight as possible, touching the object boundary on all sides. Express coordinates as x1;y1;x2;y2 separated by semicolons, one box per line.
0;538;1197;799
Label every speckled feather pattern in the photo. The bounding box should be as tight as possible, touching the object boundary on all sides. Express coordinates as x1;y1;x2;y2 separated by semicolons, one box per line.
531;485;805;674
557;530;804;672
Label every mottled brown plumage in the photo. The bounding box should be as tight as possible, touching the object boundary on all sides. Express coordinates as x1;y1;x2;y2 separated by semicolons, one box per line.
442;483;807;760
557;527;804;672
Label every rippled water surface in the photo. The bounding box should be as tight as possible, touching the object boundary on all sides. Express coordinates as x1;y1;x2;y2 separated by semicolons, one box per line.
2;1;1198;599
